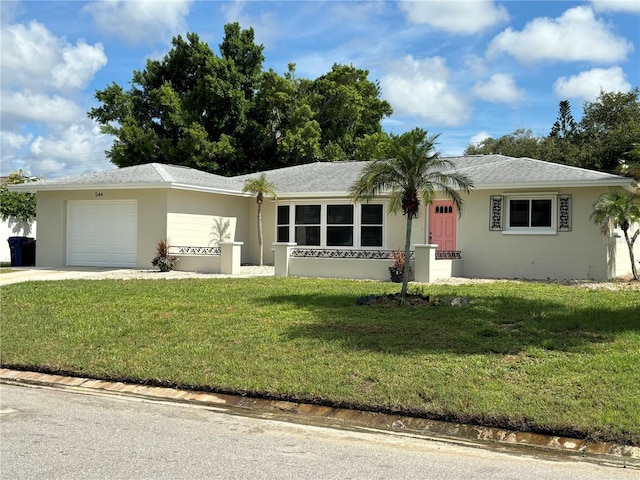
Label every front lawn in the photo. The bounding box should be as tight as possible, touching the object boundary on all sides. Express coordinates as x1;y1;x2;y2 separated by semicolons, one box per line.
2;277;639;445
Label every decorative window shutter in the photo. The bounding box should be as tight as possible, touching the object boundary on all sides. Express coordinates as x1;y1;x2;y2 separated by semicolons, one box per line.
489;195;504;231
558;194;572;232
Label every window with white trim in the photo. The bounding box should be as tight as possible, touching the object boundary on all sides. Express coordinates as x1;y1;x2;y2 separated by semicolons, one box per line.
360;204;383;247
277;205;290;242
295;205;321;246
277;203;384;247
326;204;353;246
505;195;556;234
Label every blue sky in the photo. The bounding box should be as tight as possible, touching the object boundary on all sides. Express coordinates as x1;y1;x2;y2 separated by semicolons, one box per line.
1;0;639;179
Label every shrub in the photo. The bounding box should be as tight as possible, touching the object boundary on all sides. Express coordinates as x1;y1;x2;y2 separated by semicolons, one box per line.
389;247;412;283
151;238;177;272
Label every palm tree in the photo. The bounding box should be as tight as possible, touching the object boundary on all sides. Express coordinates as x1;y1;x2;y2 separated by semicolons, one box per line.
243;173;278;266
590;189;640;280
351;128;473;297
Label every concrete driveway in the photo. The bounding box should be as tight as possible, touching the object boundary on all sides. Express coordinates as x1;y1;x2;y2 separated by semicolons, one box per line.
0;265;274;286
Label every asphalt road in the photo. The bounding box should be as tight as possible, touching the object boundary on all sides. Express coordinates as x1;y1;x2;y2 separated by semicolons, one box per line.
1;383;636;480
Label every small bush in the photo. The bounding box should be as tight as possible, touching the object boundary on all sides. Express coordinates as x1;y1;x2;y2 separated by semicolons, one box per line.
151;238;177;272
389;247;412;283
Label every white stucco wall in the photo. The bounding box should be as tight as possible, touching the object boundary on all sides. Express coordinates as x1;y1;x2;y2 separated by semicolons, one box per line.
167;189;251;263
34;189;167;268
30;183;638;280
607;222;640;279
456;187;632;281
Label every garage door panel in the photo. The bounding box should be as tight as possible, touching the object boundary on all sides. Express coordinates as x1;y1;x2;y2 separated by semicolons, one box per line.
68;200;137;267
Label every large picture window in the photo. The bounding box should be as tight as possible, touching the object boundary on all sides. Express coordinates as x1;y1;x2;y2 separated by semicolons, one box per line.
277;203;384;247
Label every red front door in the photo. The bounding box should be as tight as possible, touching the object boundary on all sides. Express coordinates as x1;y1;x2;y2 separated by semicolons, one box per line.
429;201;457;251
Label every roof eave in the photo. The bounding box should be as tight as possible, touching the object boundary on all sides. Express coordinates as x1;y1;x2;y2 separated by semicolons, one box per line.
9;182;249;196
7;182;172;193
472;179;634;190
275;191;357;199
170;183;246;196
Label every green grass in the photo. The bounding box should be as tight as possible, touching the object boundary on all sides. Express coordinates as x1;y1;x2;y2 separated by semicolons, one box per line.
2;277;639;445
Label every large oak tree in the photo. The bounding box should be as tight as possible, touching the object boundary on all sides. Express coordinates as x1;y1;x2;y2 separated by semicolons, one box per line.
89;24;392;176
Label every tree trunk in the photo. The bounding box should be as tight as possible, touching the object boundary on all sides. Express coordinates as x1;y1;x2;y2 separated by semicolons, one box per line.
401;214;413;297
623;229;638;280
257;204;263;267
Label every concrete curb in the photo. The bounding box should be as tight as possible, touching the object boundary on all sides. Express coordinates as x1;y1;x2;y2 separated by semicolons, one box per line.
2;368;638;467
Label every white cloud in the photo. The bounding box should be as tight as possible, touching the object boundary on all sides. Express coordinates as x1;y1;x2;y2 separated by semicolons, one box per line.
487;6;633;63
399;0;509;35
381;55;469;126
1;120;114;179
1;130;32;149
470;131;491;146
1;21;106;92
472;74;524;103
553;67;632;101
591;0;640;13
463;54;487;75
1;91;85;127
52;41;108;90
84;0;193;45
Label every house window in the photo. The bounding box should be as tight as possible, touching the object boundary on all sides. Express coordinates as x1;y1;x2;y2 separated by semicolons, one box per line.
505;195;556;234
326;205;353;246
295;205;321;246
277;202;385;248
277;205;290;242
361;204;383;247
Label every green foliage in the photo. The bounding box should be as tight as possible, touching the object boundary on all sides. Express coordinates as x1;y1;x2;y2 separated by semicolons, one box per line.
3;278;640;445
89;25;392;175
352;128;473;296
464;128;546;158
310;64;392;159
353;131;392;161
578;89;640;172
464;89;640;174
549;100;577;139
242;173;277;204
0;171;37;223
90;27;262;175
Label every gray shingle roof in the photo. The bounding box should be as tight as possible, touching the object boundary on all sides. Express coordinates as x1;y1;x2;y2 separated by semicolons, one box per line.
447;155;625;187
13;163;244;193
13;155;632;195
236;155;630;195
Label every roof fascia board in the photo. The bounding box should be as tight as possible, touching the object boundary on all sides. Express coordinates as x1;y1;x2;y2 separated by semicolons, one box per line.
7;182;171;193
170;183;246;196
275;191;359;199
472;179;634;190
9;182;249;196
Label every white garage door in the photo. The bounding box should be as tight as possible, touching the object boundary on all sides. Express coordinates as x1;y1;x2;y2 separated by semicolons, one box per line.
68;200;137;267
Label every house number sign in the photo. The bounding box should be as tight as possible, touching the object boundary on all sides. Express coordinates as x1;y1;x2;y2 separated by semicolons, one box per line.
95;192;104;197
